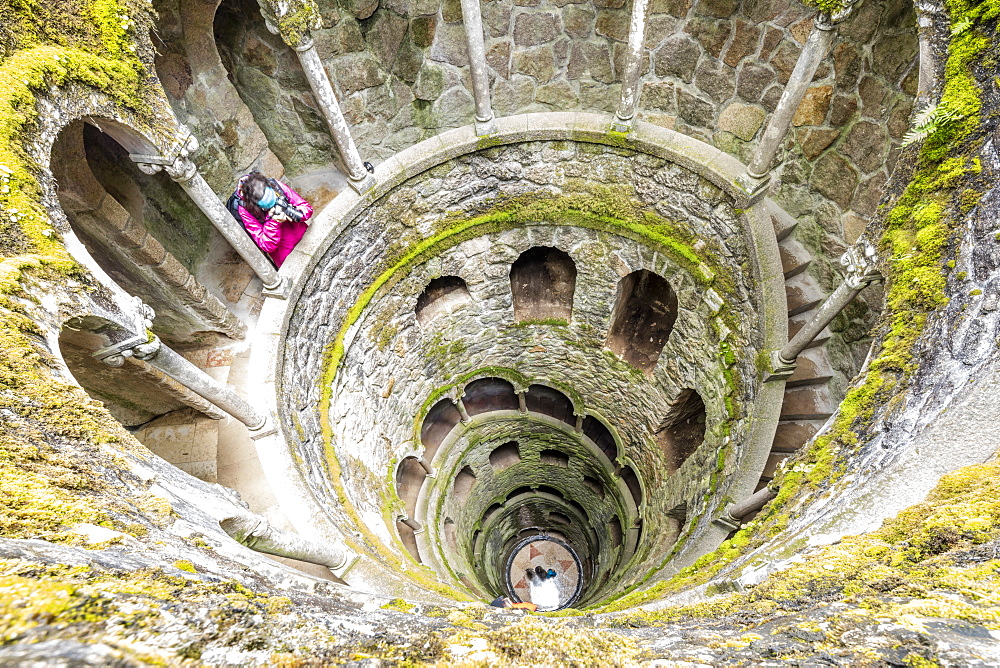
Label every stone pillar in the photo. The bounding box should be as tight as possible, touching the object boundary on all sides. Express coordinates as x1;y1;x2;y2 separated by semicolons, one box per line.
517;390;528;414
418;457;436;477
459;0;498;136
221;514;357;577
611;0;650;133
574;413;584;434
257;0;374;193
740;2;860;197
714;487;777;531
130;131;284;294
456;398;472;423
769;242;881;379
96;334;271;434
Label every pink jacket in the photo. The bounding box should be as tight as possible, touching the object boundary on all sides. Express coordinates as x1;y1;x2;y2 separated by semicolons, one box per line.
237;179;313;268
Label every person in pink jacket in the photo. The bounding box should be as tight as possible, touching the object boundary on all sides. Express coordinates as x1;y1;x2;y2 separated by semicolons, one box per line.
236;172;313;268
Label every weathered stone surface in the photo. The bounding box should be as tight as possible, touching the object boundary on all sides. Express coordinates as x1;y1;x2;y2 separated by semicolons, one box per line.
429;22;469;66
724;20;761;67
717;102;765;141
536;81;577;107
810;152;858;208
840;120;888;174
853;172;888;216
649;0;691;17
653;34;700;82
330;54;386;94
833;42;862;88
363;10;409;67
438;0;462;22
842;211;867;244
583;42;615;84
640;81;675;112
769;39;801;84
413;62;445;100
579;81;621;111
828;93;859;126
736;61;774;102
513;45;555;82
676;89;714;126
791;85;833;127
695;0;739;17
344;0;379;20
858;75;892;118
482;0;512;37
694;59;736;103
685;17;730;59
487;41;512;78
316;20;366;58
492;76;537;113
513;12;559;46
595;9;629;41
410;16;436;47
796;127;840;160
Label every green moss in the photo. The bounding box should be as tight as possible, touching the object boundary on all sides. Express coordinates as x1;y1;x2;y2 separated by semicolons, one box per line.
263;0;321;49
172;560;196;573
380;597;415;613
510;317;570;327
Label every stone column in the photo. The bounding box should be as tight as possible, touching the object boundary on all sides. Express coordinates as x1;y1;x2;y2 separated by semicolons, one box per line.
769;242;881;379
456;398;472;423
740;2;860;197
611;0;650;133
130;132;284;295
714;487;777;531
257;0;374;193
221;514;357;576
460;0;498;136
96;334;271;434
517;390;528;414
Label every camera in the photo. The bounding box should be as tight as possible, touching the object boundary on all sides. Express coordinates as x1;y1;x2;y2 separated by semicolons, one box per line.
272;194;305;223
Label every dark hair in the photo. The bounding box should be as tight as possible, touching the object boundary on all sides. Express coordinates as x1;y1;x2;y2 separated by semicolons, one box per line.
239;172;271;222
534;566;547;579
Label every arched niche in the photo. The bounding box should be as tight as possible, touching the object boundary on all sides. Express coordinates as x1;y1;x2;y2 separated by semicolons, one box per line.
51;118;243;346
525;384;575;426
606;270;678;372
462;378;519;416
489;441;521;471
620;464;643;509
539;449;570;468
453;465;477;503
656;389;707;473
415;276;472;326
582;415;618;462
420;398;463;461
509;246;577;323
395;457;426;518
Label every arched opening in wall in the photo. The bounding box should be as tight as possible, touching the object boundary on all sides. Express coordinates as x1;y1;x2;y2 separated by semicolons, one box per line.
549;512;571;525
507;486;534;502
489;441;521;471
608;516;623;548
51;119;246;347
395;457;426;518
540;449;570;468
509;246;577;323
420;399;463;461
606;270;678;372
57;321;222;483
213;0;339;184
620;464;643;508
416;276;472;326
462;378;519;416
582;415;618;462
582;475;606;500
483;503;503;524
537;486;564;500
453;466;477;503
525;384;575;426
656;389;707;473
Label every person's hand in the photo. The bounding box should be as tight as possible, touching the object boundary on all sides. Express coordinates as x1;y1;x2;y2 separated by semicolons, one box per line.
271;210;289;222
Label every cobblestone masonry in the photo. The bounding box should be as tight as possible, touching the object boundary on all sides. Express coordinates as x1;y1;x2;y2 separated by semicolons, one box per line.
281;140;762;585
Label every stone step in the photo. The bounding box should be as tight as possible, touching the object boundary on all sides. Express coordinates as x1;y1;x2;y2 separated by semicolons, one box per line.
778;237;813;279
785;272;825;317
785;346;834;388
133;407;220;483
788;311;832;348
767;200;798;241
771;419;827;453
780;384;836;421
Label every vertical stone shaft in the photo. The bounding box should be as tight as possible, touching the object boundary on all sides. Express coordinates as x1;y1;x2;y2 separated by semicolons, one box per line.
293;41;371;186
747;24;835;178
169;165;282;290
778;280;862;364
612;0;651;131
460;0;497;135
147;342;268;430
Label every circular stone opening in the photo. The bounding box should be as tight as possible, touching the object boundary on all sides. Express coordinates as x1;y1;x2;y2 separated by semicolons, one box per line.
505;536;583;611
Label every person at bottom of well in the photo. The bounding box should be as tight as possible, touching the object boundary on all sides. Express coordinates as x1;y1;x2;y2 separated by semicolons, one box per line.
236;172;313;268
528;566;560;611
